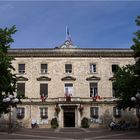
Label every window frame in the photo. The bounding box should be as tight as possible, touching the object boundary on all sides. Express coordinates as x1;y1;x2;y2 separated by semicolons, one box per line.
90;83;98;97
64;83;73;96
41;64;48;74
16;107;25;119
113;107;121;118
112;64;119;73
90;107;99;119
17;83;25;97
40;107;48;119
65;64;72;74
112;82;117;98
90;63;96;73
18;64;25;74
40;83;48;97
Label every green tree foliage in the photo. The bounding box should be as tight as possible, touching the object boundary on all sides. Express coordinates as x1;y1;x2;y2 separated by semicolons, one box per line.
0;26;17;114
114;65;137;109
131;16;140;58
114;16;140;110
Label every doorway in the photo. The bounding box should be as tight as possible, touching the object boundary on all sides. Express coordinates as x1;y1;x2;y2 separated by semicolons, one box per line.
64;109;75;127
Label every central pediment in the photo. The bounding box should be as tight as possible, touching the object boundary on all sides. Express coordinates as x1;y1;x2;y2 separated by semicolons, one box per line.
58;40;75;49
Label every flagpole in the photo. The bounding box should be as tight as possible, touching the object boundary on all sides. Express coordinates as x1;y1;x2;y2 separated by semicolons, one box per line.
66;26;67;40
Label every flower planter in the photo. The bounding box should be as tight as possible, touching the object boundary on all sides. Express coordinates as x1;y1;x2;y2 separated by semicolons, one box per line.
55;107;60;114
17;115;24;119
66;96;71;102
41;115;48;119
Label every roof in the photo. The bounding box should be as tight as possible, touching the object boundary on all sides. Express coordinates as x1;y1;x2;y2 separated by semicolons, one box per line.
7;47;134;57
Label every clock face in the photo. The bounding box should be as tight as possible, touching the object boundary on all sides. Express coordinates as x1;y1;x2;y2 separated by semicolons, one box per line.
65;41;70;45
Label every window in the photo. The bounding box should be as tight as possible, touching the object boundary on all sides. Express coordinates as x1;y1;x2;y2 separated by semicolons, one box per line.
65;64;72;73
41;64;48;74
18;64;25;74
16;107;25;119
112;64;118;73
90;83;98;97
113;107;121;118
90;107;99;119
17;83;25;97
112;83;117;98
40;107;48;119
64;83;73;96
90;64;96;73
40;83;48;97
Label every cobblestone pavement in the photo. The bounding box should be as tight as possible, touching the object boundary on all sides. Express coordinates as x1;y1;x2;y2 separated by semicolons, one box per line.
0;128;140;139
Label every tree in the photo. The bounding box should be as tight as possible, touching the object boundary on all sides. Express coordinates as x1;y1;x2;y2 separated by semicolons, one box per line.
113;65;137;109
114;16;140;109
113;16;140;127
131;16;140;92
0;26;18;114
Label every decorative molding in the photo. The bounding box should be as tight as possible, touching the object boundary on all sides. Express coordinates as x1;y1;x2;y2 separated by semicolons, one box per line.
37;76;51;81
16;76;28;81
86;76;100;81
61;76;76;81
109;76;116;81
7;48;134;58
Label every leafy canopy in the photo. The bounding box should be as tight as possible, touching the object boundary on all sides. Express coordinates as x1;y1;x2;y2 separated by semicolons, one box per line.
0;26;17;114
114;16;140;110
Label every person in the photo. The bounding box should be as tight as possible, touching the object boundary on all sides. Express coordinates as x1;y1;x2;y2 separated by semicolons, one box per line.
31;119;38;128
109;121;116;130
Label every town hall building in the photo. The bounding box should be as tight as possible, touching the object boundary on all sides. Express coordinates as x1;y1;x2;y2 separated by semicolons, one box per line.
6;40;136;128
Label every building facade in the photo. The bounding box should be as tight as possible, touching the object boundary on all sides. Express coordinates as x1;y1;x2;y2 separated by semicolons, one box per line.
6;40;137;128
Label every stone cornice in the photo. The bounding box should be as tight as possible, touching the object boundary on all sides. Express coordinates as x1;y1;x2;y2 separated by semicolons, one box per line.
7;48;134;58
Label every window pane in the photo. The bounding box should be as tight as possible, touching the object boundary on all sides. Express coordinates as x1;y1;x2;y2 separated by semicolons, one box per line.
112;64;118;73
41;64;48;73
90;64;96;73
112;83;117;97
113;107;121;117
90;107;99;119
17;83;25;97
65;83;73;96
40;84;48;96
40;107;48;119
16;107;25;119
90;83;98;97
18;64;25;73
65;64;72;73
17;107;25;115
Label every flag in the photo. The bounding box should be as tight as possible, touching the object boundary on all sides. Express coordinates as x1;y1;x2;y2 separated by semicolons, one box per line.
66;26;71;41
66;26;70;36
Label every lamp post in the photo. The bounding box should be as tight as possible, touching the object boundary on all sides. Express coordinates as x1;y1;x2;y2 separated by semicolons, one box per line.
131;91;140;128
2;94;19;133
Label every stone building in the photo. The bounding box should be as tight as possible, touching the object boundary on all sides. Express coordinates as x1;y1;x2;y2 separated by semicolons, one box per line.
7;40;136;128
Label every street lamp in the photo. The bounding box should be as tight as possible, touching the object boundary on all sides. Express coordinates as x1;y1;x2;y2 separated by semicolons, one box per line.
131;91;140;128
2;94;19;133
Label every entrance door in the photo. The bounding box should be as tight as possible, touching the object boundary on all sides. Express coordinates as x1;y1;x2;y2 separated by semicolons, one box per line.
64;110;75;127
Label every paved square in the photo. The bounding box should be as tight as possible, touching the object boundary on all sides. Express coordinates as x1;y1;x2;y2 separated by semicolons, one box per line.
0;128;140;139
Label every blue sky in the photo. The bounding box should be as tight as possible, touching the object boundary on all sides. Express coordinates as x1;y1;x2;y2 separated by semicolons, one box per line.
0;1;140;48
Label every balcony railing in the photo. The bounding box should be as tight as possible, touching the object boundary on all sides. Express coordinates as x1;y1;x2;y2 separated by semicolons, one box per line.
21;97;119;104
